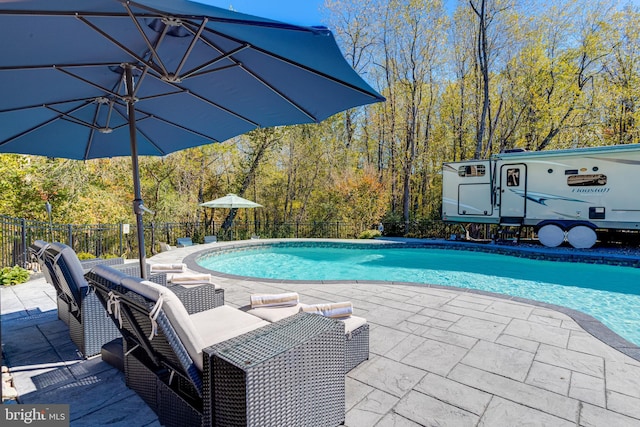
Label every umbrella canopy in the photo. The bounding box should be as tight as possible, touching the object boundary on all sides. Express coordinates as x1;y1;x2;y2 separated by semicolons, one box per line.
0;0;384;277
200;194;262;209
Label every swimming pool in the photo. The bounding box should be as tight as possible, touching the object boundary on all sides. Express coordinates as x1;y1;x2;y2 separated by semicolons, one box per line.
195;242;640;346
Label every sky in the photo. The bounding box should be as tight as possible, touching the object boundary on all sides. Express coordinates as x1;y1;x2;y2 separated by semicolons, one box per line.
197;0;328;26
198;0;640;27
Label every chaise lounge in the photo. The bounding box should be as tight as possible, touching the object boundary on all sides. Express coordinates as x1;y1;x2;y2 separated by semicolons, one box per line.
176;237;194;247
38;242;172;357
29;240;125;326
41;242;123;357
86;265;346;427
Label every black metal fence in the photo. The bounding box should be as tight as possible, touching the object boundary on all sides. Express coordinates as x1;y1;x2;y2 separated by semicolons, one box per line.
1;214;506;269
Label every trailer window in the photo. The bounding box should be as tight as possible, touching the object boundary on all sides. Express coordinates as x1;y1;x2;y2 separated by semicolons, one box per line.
567;174;607;186
506;168;520;187
458;165;486;177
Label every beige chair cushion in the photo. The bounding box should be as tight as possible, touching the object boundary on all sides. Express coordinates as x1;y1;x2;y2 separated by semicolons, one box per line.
120;277;268;371
190;306;269;350
247;304;303;323
342;315;367;334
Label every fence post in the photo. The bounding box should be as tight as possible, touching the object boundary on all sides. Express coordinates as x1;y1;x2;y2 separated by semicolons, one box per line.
20;218;27;267
119;222;123;256
150;222;156;255
67;224;73;248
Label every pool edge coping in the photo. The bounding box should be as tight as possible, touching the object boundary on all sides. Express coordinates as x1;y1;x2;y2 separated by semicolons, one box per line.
182;238;640;362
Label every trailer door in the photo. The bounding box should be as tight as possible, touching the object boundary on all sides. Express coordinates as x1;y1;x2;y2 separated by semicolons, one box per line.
499;164;527;219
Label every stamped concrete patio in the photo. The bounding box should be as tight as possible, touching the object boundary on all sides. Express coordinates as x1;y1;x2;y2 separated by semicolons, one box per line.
3;240;640;426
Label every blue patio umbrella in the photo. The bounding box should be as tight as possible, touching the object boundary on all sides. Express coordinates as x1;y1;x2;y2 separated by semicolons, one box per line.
0;0;384;277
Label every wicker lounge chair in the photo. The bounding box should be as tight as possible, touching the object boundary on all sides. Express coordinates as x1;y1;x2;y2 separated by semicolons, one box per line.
29;240;125;326
245;299;369;373
41;242;123;357
159;242;173;252
29;240;71;325
203;235;217;243
86;265;346;427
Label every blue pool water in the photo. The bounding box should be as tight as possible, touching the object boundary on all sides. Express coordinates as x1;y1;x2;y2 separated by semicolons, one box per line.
197;244;640;346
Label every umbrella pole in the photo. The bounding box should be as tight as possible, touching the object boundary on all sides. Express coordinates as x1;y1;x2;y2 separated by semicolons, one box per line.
125;66;148;279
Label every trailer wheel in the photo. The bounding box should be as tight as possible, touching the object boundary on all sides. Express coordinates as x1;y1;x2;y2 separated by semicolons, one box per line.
537;224;565;247
567;225;597;249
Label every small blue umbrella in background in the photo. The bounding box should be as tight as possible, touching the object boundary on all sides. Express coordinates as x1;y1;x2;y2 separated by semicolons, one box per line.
0;0;384;277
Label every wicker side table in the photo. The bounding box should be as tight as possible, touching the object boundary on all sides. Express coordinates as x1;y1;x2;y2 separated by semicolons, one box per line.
203;312;345;427
345;323;370;372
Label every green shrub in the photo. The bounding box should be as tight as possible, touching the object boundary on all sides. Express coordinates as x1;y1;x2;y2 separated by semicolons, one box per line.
1;265;31;286
101;253;120;259
76;252;96;260
358;229;382;239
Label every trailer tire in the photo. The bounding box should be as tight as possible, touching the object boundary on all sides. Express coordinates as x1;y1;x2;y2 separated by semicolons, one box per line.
567;225;597;249
537;224;565;247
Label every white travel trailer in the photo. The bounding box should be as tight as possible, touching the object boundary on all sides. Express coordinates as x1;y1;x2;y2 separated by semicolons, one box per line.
441;144;640;248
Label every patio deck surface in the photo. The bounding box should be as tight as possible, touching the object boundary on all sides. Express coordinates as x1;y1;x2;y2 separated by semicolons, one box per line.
3;240;640;426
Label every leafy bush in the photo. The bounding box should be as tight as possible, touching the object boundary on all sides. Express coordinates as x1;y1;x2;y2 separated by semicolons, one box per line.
358;229;382;239
76;252;96;260
101;253;120;259
1;266;31;286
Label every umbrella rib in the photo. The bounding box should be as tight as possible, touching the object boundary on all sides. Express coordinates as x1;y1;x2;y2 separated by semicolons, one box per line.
179;46;249;81
127;64;155;101
181;28;380;122
201;26;384;103
54;67;123;100
174;18;209;78
173;20;250;80
0;101;89;147
184;60;317;122
48;106;107;131
0;96;98;114
75;15;165;77
134;89;189;102
86;127;97;161
109;104;219;144
106;106;167;155
128;21;286;126
0;115;55;147
142;116;219;143
0;62;123;72
123;114;218;155
146;74;261;128
122;2;170;78
85;100;108;159
241;63;318;122
247;48;384;102
173;22;356;122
